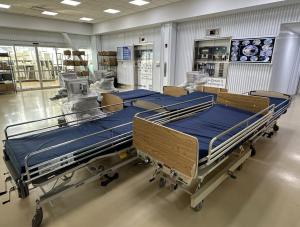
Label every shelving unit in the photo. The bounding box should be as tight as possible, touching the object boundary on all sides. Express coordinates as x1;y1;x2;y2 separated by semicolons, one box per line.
97;51;117;72
63;50;89;77
0;53;16;94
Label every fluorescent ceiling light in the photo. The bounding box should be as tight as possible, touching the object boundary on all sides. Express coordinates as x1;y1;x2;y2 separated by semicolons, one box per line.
42;11;58;16
129;0;149;6
0;3;11;9
80;17;93;21
61;0;81;6
104;9;120;14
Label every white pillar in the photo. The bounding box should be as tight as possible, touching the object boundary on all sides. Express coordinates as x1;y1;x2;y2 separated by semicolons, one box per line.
160;23;177;88
90;35;101;71
269;31;300;95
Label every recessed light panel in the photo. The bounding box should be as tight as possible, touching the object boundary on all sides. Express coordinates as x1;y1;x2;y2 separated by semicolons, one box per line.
0;3;11;9
80;17;93;21
61;0;81;6
42;11;58;16
129;0;149;6
104;9;120;14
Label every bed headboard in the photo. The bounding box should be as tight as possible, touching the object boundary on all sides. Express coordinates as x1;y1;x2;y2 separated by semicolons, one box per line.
163;86;188;97
249;90;290;100
217;92;270;113
133;117;198;183
101;93;123;112
195;85;228;94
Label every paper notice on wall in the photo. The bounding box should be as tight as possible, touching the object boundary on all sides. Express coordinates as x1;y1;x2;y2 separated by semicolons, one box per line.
205;77;226;88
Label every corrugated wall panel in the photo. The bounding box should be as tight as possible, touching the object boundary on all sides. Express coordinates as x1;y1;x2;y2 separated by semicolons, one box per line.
175;4;300;93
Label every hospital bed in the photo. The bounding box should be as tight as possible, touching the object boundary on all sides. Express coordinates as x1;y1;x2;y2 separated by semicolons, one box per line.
133;92;274;210
1;103;153;227
101;86;226;111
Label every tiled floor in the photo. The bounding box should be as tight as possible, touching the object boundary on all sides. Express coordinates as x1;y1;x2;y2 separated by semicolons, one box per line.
0;90;299;227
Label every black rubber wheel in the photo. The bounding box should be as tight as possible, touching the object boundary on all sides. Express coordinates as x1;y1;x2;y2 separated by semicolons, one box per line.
193;201;204;212
267;132;274;138
32;207;43;227
170;183;178;191
17;180;29;199
159;177;167;188
237;164;243;171
250;145;256;157
273;124;279;132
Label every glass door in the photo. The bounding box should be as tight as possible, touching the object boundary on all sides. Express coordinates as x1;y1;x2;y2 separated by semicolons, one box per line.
38;47;60;88
14;46;41;90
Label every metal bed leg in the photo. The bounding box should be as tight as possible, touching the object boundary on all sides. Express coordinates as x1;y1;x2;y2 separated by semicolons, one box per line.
190;150;251;211
250;145;256;157
16;179;29;199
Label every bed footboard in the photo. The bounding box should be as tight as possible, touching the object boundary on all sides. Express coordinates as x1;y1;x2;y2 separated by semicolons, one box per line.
163;86;187;97
101;93;123;112
217;92;269;113
195;85;228;94
133;117;198;183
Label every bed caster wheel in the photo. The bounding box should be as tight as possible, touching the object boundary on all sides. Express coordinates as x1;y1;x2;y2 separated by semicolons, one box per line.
273;124;279;132
159;177;166;188
32;207;43;227
237;164;243;171
250;145;256;157
193;201;204;212
170;183;178;191
267;132;274;138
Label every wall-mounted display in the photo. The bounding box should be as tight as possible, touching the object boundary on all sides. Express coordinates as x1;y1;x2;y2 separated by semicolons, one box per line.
117;46;132;61
230;37;275;63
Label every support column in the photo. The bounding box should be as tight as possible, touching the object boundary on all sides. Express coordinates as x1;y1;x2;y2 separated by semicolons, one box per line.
90;35;102;71
160;23;177;88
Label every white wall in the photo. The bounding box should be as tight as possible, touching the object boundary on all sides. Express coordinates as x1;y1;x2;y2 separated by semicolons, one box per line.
0;27;92;48
175;4;300;93
100;27;162;91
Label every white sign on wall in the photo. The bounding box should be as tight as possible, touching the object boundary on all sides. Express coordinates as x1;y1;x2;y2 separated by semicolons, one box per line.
205;77;227;88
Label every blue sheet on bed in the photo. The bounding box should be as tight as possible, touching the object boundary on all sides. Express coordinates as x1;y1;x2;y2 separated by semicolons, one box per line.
4;106;146;176
137;91;215;111
113;89;159;107
268;97;289;113
165;104;261;159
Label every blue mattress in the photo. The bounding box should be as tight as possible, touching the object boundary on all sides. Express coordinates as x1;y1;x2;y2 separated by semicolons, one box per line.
4;106;146;177
137;91;216;111
268;97;289;113
165;104;261;159
113;89;159;107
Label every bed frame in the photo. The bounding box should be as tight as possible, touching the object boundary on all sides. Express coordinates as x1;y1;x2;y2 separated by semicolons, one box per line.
249;90;291;136
1;103;139;227
133;86;223;111
133;92;274;210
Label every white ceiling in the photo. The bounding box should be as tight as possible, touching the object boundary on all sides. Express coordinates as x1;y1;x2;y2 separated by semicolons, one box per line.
0;0;183;24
